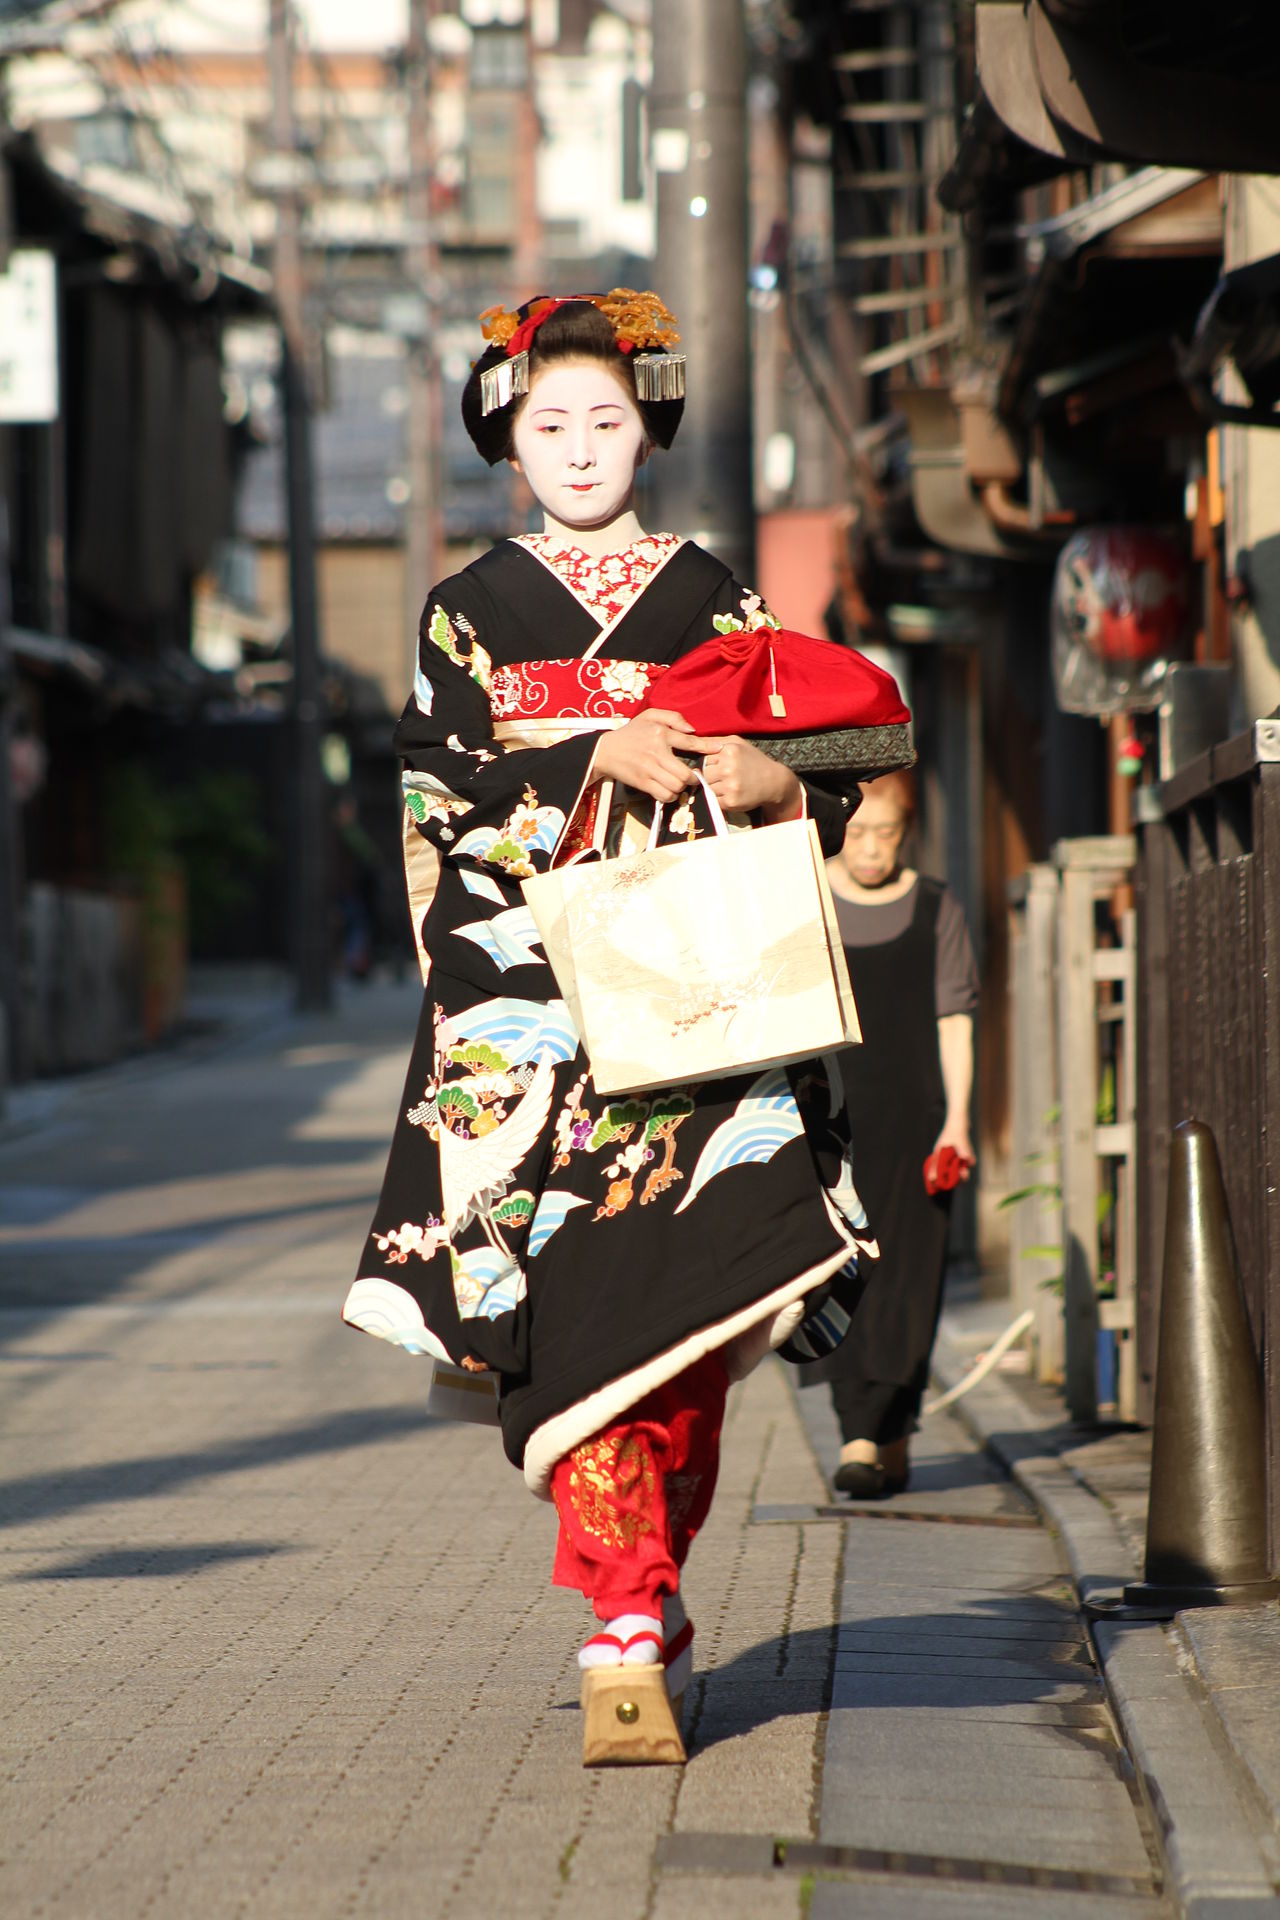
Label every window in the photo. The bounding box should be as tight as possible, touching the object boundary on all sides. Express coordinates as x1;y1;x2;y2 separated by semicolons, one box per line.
470;27;528;91
466;99;517;239
76;113;136;172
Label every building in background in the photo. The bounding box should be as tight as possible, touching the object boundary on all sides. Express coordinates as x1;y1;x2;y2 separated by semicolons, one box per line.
5;1;657;695
1;0;663;1072
0;117;270;1073
748;2;1280;1284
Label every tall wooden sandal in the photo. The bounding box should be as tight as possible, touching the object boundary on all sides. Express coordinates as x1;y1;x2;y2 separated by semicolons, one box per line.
577;1614;663;1706
581;1665;686;1767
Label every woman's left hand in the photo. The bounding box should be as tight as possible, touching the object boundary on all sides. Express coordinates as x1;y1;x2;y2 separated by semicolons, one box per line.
683;734;803;821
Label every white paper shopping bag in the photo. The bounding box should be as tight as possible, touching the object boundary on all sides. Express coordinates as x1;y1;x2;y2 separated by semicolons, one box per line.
523;779;859;1095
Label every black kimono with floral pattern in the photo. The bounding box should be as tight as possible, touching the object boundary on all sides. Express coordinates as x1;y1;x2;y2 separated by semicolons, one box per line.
344;535;873;1492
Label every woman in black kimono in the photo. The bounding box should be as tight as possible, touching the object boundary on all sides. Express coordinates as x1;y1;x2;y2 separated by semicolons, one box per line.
343;293;872;1758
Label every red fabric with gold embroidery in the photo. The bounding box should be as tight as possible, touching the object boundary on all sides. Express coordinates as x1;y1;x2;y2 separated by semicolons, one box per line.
550;1353;729;1619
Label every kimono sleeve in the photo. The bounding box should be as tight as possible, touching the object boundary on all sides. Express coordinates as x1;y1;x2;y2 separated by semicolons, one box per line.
709;575;857;859
394;592;600;880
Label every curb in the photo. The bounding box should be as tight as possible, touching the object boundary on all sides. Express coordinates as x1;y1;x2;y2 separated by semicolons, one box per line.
932;1318;1280;1920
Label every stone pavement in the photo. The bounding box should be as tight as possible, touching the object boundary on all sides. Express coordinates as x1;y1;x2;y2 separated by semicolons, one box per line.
933;1306;1280;1919
0;980;1209;1915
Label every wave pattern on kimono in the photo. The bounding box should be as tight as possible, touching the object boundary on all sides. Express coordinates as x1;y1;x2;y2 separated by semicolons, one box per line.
343;536;875;1491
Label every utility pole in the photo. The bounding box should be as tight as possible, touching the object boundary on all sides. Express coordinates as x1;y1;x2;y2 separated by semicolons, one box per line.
0;125;25;1101
403;0;443;685
648;0;755;585
268;0;331;1012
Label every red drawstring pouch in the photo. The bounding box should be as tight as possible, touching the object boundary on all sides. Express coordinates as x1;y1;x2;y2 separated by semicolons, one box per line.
640;626;914;775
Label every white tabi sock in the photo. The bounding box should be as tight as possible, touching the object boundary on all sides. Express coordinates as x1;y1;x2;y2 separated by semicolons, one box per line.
578;1612;664;1671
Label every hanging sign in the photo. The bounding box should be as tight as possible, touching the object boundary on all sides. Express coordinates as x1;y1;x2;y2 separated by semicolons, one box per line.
0;249;59;424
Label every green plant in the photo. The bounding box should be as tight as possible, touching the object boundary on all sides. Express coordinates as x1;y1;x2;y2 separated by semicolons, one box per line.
105;762;178;882
170;771;273;948
105;762;272;950
999;1099;1115;1298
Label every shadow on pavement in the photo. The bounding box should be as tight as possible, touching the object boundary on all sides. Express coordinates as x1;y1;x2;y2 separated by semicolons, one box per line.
0;981;422;1345
13;1542;298;1580
0;1403;435;1533
854;1453;1026;1499
683;1598;1110;1758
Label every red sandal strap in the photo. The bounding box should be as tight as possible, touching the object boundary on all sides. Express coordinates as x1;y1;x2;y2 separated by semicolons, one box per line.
583;1632;625;1655
620;1628;664;1656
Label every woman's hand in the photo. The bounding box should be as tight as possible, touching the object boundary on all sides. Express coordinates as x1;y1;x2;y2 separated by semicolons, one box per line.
683;734;803;821
931;1115;975;1175
591;709;700;804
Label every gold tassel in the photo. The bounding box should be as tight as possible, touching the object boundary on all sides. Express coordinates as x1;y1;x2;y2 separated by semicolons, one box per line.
633;353;686;403
479;350;530;416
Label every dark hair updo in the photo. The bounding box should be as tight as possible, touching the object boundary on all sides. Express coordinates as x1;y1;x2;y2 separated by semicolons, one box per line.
461;296;685;467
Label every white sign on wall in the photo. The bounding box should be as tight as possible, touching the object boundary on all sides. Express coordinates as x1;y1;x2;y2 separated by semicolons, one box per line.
0;250;59;424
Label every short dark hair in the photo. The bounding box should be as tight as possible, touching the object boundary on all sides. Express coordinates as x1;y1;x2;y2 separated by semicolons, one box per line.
858;768;918;824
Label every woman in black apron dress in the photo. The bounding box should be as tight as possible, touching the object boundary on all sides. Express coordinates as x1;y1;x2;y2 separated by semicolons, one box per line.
801;768;978;1498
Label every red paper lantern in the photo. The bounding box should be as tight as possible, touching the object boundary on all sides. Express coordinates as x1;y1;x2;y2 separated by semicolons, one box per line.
1054;529;1190;668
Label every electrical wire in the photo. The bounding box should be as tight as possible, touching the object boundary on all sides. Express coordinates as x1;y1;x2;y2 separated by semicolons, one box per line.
6;18;249;299
99;22;222;243
11;3;397;312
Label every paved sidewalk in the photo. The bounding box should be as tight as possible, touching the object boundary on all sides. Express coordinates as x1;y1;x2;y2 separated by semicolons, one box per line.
933;1305;1280;1919
0;983;836;1919
0;987;1200;1916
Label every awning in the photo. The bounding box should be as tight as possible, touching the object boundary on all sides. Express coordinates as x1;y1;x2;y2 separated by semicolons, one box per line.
998;169;1222;422
1181;253;1280;427
7;625;110;688
6;624;233;714
972;1;1280;176
938;86;1072;216
4;133;272;315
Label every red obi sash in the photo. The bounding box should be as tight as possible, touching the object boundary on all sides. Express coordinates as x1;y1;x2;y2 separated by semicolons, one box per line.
489;656;669;723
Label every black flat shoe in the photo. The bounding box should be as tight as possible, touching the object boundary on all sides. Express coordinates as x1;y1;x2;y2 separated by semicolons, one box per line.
833;1459;887;1499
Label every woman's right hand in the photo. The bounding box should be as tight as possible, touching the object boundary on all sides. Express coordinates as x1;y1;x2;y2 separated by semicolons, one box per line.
591;709;700;804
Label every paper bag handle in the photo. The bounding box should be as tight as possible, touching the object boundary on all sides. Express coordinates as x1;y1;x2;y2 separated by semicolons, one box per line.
645;768;730;850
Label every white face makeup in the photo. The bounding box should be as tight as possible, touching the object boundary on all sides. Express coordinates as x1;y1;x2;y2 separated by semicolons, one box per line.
509;360;648;532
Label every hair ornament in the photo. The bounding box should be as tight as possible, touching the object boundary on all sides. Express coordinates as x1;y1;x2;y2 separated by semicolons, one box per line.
633;353;686;402
464;290;687;453
477;304;522;348
473;289;682;415
479;352;530;417
592;288;681;354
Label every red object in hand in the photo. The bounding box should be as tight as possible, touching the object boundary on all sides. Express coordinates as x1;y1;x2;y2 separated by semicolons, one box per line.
923;1146;973;1195
638;627;910;738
